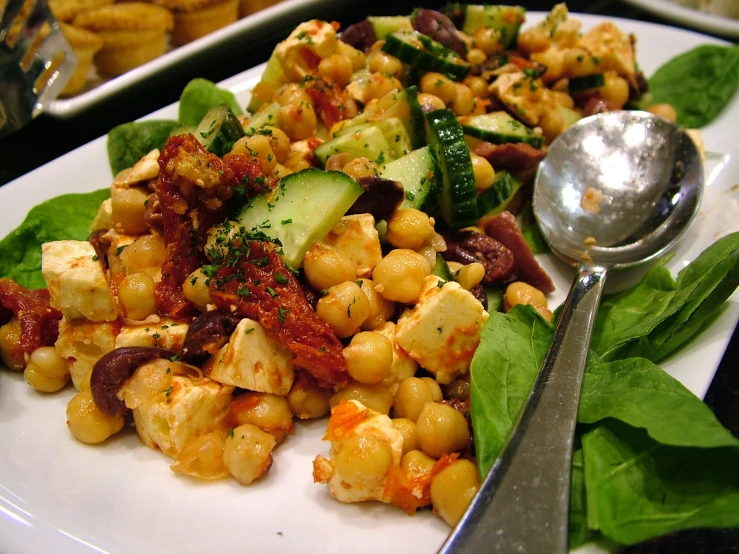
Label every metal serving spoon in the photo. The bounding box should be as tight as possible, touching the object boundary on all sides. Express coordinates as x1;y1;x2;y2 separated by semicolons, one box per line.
439;111;703;554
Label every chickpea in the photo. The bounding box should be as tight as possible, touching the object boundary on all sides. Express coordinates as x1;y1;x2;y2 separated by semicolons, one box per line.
119;272;157;320
416;402;470;458
474;27;504;56
334;433;394;488
449;83;475;116
330;383;394;415
337;41;366;71
66;389;125;444
232;134;277;174
430;459;481;526
372;249;430;304
119;234;166;274
0;318;25;371
456;262;485;291
442;376;471;402
358;278;395;331
318;53;354;87
316;281;370;337
287;375;333;419
385;208;436;250
400;449;437;474
564;49;600;77
466;48;487;66
420;72;456;104
597;72;630;109
368;50;405;79
24;346;70;393
303;241;356;291
278;102;318;142
392;418;418;455
470;154;495;192
284;151;312;173
171;432;227;480
111;186;149;235
230;392;293;443
259;126;292;162
224;423;276;485
272;82;310;106
393;376;442;421
183;268;213;312
417;92;446;113
343;331;393;385
504;281;553;322
647;103;678;123
463;75;489;99
342;157;379;180
365;73;403;102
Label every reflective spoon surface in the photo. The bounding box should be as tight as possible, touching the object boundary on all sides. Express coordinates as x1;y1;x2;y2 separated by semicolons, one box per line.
438;111;703;554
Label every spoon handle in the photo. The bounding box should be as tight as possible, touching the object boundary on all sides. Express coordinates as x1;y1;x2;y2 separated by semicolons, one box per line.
438;264;608;554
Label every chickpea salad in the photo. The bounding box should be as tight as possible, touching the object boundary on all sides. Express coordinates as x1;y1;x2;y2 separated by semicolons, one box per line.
1;5;739;553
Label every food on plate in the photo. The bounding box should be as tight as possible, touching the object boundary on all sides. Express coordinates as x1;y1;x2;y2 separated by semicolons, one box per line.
59;22;104;95
48;0;114;23
239;0;286;18
72;2;175;76
152;0;240;45
671;0;738;19
2;3;739;549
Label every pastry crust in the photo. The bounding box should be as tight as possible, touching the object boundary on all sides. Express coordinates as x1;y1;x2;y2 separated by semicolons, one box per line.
59;22;104;95
151;0;238;45
48;0;114;23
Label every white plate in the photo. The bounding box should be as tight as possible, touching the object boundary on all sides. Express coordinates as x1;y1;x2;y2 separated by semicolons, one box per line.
622;0;739;39
1;13;738;554
45;0;345;119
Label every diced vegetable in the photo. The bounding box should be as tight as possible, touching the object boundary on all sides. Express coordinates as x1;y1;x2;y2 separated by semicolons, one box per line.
379;146;440;211
194;104;246;157
460;111;544;148
382;31;471;80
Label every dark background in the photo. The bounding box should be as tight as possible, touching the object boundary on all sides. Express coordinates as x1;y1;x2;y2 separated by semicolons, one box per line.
1;0;737;551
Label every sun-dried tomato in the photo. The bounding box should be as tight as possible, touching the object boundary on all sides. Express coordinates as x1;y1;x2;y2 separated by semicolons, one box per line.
209;240;348;388
154;134;273;319
0;278;62;354
303;74;353;129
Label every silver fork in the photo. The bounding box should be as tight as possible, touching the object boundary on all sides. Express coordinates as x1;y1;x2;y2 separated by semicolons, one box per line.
0;0;76;139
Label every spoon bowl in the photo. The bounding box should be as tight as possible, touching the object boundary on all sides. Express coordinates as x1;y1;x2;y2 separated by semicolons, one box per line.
534;111;703;267
439;111;703;554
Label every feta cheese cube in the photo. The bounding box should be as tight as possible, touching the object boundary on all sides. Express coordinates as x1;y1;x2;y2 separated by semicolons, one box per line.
395;276;488;384
55;317;118;390
133;375;233;458
42;240;118;322
115;318;189;353
323;214;383;278
205;318;295;396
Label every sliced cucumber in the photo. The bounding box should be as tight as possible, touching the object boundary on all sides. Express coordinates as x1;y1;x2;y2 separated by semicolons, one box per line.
425;108;478;229
405;85;426;149
238;168;364;268
379;146;440;212
333;117;412;160
169;123;196;137
313;125;394;167
569;73;605;93
382;31;471;81
244;102;281;134
485;287;504;312
461;5;526;48
431;252;454;282
477;170;523;217
460;111;544;149
247;51;285;114
195;104;246;157
368;15;413;39
559;106;582;129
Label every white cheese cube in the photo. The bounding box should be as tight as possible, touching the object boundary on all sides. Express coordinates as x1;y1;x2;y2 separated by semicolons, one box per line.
133;375;233;458
115;318;189;353
578;22;635;78
323;214;383;278
89;198;113;233
205;318;295;396
55;317;118;390
395;276;488;384
42;240;118;322
275;20;338;81
313;400;403;504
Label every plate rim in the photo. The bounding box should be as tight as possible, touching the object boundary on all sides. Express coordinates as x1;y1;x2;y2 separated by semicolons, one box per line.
621;0;739;38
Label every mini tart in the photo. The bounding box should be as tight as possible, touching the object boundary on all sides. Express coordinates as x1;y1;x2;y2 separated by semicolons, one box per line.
59;22;104;95
238;0;285;18
153;0;239;45
72;3;174;76
48;0;114;23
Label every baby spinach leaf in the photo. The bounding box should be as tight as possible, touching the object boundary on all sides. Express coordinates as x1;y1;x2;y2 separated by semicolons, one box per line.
178;78;243;128
582;421;739;545
519;203;550;254
649;43;739;128
0;189;110;289
107;120;178;175
569;448;593;548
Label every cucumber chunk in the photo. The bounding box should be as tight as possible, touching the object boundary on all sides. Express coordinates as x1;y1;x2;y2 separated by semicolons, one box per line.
425;108;478;229
485;287;504;312
314;125;394;166
461;5;526;48
477;170;523;217
238;168;364;268
460;111;544;148
368;15;413;39
195;104;246;157
333;118;413;160
244;102;281;133
379;146;440;212
382;31;471;81
569;73;606;93
431;252;455;282
247;51;285;114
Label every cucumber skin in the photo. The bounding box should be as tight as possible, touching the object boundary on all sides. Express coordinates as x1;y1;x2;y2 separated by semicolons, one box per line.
196;104;246;157
461;112;545;149
477;170;523;217
382;32;471;81
379;146;440;212
425;109;478;229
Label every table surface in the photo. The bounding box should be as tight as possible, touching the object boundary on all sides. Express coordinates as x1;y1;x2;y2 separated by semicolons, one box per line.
1;1;737;551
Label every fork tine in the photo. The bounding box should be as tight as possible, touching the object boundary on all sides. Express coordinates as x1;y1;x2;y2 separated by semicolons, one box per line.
1;0;35;46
